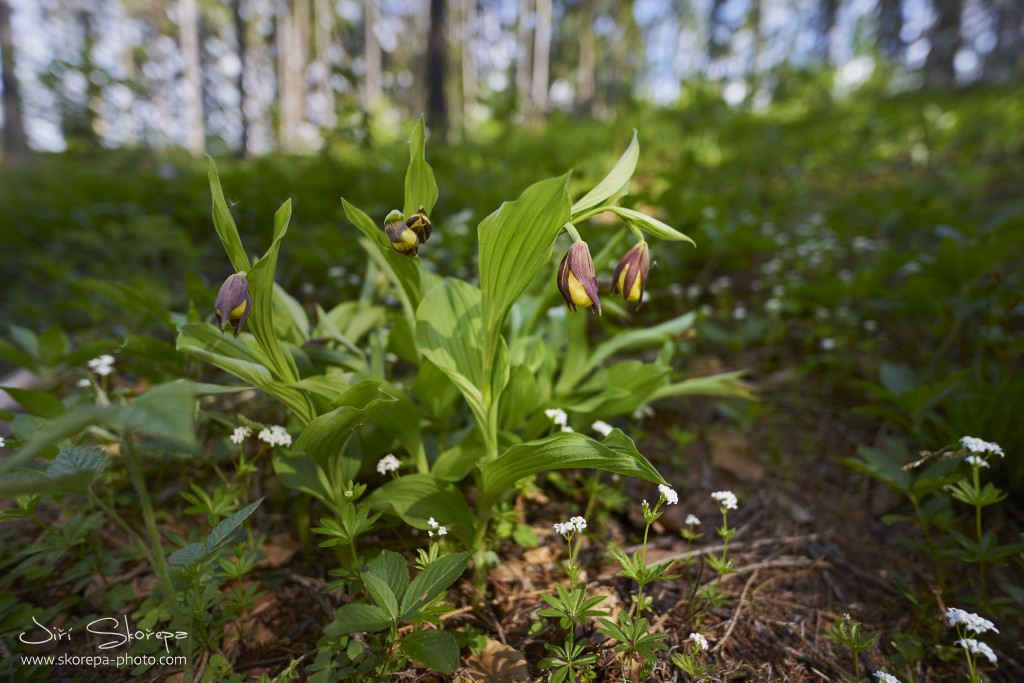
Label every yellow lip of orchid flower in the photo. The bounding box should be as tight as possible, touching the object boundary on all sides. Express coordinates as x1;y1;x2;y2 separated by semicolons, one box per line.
383;207;433;258
215;272;252;337
612;241;650;307
557;240;602;315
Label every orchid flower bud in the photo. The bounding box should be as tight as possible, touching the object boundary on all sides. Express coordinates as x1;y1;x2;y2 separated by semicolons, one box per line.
383;207;433;258
557;240;601;314
612;241;650;307
215;273;252;337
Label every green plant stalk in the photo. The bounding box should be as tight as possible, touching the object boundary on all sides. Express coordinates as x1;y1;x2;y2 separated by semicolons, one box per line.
972;466;987;609
121;438;192;681
634;517;652;620
714;509;730;593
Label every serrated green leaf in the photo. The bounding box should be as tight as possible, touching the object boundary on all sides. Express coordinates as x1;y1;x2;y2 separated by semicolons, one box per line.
325;603;393;636
208;498;263;549
367;550;410;604
361;572;399;622
400;629;459;673
47;446;108;481
400;550;474;619
169;542;206;565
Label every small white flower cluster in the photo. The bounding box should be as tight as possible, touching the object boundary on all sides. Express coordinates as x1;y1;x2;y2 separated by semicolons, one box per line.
76;378;91;388
711;490;738;510
553;515;587;536
230;426;252;445
258;425;292;447
545;408;573;433
591;420;613;437
377;453;401;475
87;354;115;377
873;672;901;683
954;638;997;664
689;632;708;651
685;514;702;526
946;608;999;635
965;455;990;468
427;517;447;537
0;435;6;448
658;484;678;505
960;436;1004;458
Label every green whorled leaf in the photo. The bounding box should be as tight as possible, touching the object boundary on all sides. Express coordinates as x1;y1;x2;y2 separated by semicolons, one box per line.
343;199;422;312
478;430;664;508
169;543;206;566
399;630;459;673
478;174;572;367
572;131;639;216
647;370;754;401
604;206;696;245
208;158;251;273
247;200;306;393
415;279;488;426
364;474;474;545
208;498;263;548
272;450;331;502
584;312;696;375
273;282;310;346
47;446;109;482
361;572;399;622
0;386;66;419
298;381;398;467
404;114;438;217
325;603;393;637
400;550;474;620
366;549;409;605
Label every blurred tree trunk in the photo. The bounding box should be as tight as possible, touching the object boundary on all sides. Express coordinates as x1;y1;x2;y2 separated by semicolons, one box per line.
707;0;728;62
576;1;594;117
364;0;381;109
461;0;476;130
924;0;961;86
516;0;533;113
313;0;335;134
816;0;838;61
426;0;448;139
278;0;308;151
531;0;551;114
179;0;205;154
744;0;763;100
0;0;30;160
877;0;904;61
989;0;1023;80
232;0;249;157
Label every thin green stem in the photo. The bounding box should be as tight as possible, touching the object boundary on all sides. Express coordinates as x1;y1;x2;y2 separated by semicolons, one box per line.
972;467;987;608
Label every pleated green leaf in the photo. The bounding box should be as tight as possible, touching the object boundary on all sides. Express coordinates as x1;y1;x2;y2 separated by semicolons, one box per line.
365;474;474;545
343;198;422;311
572;130;638;216
478;430;664;508
208;158;251;273
478;174;571;365
604;206;696;245
404;114;438;217
400;630;460;673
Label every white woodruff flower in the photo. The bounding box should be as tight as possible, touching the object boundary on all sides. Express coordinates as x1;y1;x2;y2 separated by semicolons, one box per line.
437;526;447;536
686;514;702;526
376;454;401;475
591;420;614;437
544;408;568;426
76;378;91;388
428;517;438;529
569;516;587;531
0;436;5;448
553;522;573;535
954;639;997;664
689;633;708;650
711;490;738;510
561;425;574;433
258;425;291;447
873;672;901;683
965;455;990;468
658;484;679;505
946;608;999;635
230;426;252;445
87;354;115;376
960;436;1004;458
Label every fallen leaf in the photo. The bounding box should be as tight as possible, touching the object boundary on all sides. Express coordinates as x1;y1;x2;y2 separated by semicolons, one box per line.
464;639;531;682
